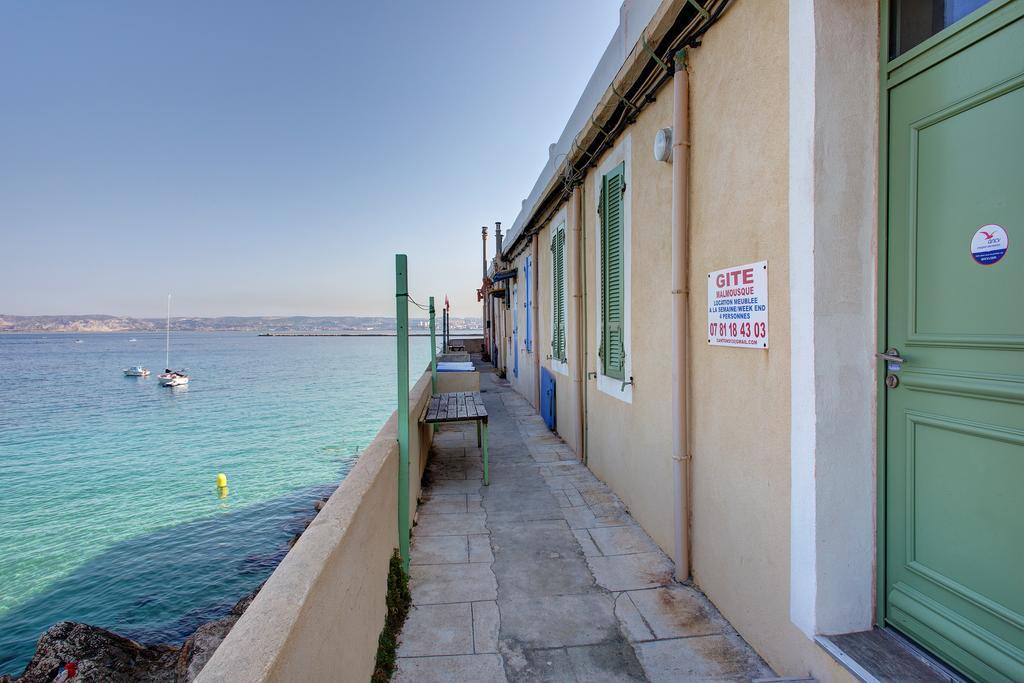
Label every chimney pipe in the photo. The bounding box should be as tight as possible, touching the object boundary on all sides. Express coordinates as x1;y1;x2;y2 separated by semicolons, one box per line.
495;222;503;260
482;226;488;280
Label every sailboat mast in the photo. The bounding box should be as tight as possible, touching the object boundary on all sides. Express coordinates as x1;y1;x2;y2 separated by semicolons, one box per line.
165;294;171;369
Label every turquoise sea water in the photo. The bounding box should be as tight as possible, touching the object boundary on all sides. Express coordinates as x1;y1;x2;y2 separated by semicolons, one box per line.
0;332;432;675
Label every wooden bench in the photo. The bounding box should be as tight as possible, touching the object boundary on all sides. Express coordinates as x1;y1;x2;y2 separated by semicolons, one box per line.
423;391;489;485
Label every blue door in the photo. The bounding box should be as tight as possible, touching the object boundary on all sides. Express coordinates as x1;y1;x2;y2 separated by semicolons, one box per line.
540;367;556;430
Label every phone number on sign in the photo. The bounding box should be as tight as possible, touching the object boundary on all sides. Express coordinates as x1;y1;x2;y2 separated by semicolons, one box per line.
709;322;766;338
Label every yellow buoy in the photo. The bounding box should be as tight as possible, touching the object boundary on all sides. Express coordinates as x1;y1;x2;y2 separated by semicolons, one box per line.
218;486;229;499
216;473;228;488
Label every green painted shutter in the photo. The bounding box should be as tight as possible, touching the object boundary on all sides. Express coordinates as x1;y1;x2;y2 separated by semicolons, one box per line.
551;234;560;360
601;163;625;380
551;226;567;362
556;227;567;362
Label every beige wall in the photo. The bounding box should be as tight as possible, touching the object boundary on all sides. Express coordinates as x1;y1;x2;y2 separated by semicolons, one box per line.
497;1;861;679
582;98;677;558
198;369;435;682
533;212;582;453
505;248;539;407
685;2;847;679
438;370;480;393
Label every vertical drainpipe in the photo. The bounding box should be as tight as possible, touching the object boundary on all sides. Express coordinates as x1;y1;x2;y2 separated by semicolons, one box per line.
482;226;489;359
571;187;586;461
495;222;504;372
532;233;541;408
671;49;692;581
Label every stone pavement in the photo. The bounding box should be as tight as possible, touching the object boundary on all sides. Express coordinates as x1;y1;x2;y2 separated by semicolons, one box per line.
395;366;774;682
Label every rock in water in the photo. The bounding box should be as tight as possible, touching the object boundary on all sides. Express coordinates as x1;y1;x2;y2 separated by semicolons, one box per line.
174;591;258;681
5;586;261;682
12;622;178;683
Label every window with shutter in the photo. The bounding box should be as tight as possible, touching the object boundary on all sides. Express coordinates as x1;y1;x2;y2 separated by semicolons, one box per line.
524;256;532;352
550;222;567;364
600;162;625;380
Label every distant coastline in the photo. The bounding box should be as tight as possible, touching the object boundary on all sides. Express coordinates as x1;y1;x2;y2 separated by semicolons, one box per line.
0;314;481;335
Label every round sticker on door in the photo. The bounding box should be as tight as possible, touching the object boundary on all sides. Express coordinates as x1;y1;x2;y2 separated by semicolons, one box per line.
970;224;1008;265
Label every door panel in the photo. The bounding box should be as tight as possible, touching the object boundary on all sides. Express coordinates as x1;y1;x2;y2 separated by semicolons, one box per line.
885;9;1024;681
513;284;519;378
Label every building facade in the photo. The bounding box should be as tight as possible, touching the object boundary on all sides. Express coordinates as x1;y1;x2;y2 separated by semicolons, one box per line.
483;1;1023;680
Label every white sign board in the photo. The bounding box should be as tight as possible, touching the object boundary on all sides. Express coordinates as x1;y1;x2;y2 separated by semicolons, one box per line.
707;261;768;348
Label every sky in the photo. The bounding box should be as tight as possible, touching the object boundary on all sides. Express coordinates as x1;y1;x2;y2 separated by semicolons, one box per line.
0;1;620;321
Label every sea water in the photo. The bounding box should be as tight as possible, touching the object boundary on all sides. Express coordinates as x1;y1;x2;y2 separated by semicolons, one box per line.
0;332;433;674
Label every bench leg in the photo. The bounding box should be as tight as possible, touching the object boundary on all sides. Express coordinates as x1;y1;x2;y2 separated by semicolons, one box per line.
477;421;481;447
482;422;489;486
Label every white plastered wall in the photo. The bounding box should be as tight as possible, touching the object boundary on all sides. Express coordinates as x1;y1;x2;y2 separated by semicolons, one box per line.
789;0;879;638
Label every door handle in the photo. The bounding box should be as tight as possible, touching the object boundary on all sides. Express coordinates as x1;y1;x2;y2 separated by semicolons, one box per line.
875;348;905;363
876;347;905;374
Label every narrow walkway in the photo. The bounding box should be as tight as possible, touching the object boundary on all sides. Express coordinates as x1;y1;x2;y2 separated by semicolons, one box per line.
395;362;773;682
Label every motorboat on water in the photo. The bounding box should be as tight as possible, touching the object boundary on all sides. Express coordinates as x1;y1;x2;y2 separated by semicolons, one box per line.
123;366;150;377
129;338;137;343
158;369;189;386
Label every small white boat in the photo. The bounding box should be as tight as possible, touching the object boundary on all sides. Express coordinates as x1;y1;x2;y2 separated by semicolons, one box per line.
129;338;137;343
159;295;190;388
74;339;83;344
123;366;150;377
158;369;189;386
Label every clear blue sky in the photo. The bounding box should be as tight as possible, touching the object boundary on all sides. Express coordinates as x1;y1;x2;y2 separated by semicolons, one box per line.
0;1;618;320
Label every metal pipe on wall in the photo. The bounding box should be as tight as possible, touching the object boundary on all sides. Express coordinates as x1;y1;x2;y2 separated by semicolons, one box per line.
532;233;541;408
671;49;692;582
570;187;585;461
482;226;489;360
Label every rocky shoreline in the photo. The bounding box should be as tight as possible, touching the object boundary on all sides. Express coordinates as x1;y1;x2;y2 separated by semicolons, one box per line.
1;496;328;682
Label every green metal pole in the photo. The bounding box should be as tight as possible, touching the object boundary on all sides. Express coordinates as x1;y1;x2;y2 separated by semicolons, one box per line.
429;297;437;395
429;296;438;435
395;254;410;572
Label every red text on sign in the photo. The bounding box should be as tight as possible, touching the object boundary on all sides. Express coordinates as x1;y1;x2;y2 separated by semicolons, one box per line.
715;268;754;288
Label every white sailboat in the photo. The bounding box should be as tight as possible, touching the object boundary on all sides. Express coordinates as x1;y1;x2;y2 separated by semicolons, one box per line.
158;295;189;387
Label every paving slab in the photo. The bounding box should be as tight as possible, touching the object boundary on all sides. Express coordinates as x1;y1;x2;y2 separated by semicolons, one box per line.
615;591;655;642
493;556;598;599
499;594;619;648
588;525;661;556
428;477;485;494
410;562;497;604
410;535;469;565
587;552;675;592
396;602;473;657
469;533;494;563
566;642;649;682
634;634;774;682
394;653;507;683
571;529;602;557
626;585;732;639
473;600;500;653
415;511;488;536
419;494;468;514
502;646;574;682
562;505;633;529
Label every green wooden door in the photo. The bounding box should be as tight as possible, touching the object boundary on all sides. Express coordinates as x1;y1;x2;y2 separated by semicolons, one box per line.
884;4;1024;680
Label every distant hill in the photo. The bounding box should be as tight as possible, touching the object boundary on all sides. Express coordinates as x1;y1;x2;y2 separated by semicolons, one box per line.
0;314;482;334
